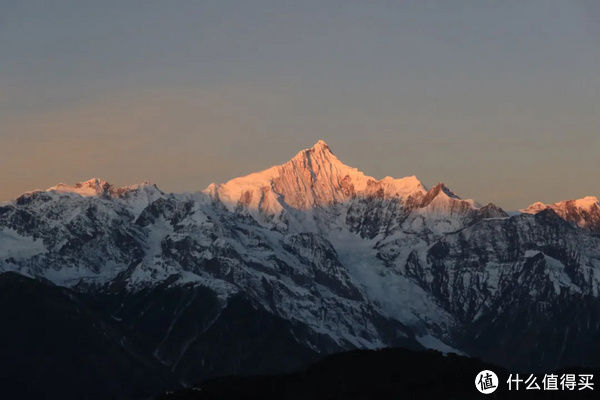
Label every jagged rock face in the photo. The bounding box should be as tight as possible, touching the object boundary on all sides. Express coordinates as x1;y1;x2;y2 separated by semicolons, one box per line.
2;140;600;376
522;196;600;232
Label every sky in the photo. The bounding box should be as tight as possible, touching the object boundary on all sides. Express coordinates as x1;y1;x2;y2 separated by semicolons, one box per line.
1;0;599;209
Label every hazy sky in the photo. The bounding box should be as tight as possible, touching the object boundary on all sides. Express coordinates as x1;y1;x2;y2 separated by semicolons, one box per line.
1;0;599;209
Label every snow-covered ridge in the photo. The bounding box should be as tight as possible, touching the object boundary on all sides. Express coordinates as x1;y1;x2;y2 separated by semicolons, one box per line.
16;141;484;216
13;140;597;228
521;201;548;214
522;196;600;213
204;140;466;213
521;196;600;230
46;178;159;198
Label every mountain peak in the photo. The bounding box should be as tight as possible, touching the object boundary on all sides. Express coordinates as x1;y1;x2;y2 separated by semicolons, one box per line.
417;182;478;216
290;139;335;163
522;201;548;212
522;195;600;231
420;183;460;206
432;183;460;199
205;140;427;212
313;139;330;149
575;196;599;208
48;178;111;197
522;196;600;214
46;178;157;198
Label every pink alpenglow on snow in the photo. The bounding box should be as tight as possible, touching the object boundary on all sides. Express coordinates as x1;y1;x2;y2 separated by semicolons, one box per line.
521;196;600;230
204;140;430;213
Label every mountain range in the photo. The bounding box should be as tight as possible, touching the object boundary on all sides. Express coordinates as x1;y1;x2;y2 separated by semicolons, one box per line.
2;140;600;398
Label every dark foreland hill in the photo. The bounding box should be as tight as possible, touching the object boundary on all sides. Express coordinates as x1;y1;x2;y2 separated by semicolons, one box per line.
158;348;599;400
3;141;600;398
0;272;174;399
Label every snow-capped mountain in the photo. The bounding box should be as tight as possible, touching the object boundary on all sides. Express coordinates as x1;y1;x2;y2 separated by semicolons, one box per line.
206;140;427;212
522;196;600;232
2;140;600;386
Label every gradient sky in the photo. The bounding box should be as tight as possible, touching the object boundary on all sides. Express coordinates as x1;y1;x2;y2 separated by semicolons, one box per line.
1;0;599;209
